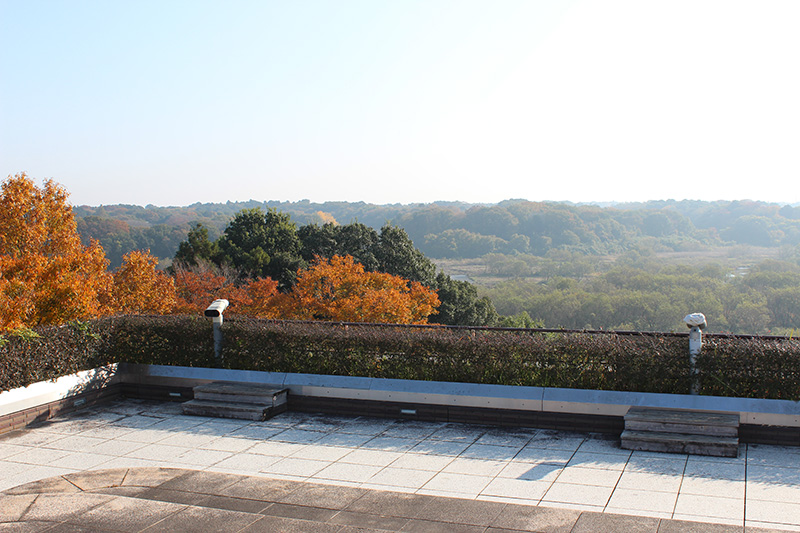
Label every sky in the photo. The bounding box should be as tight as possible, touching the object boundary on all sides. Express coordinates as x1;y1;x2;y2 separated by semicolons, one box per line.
1;0;799;207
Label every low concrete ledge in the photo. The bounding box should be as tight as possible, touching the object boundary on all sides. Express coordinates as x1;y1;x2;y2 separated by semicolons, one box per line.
120;363;800;428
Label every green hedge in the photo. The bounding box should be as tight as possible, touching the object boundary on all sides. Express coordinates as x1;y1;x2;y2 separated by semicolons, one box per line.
1;316;799;400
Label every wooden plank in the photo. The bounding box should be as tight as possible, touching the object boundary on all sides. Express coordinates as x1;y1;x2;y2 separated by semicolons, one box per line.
625;407;739;428
621;429;739;457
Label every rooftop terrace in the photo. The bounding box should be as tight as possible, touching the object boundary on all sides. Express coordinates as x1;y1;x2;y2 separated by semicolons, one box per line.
2;398;800;531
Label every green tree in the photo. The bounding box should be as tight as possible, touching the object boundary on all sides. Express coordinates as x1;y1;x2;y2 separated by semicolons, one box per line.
174;223;219;267
215;208;304;288
431;273;498;326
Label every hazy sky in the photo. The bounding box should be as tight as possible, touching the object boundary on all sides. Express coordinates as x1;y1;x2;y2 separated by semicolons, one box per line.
2;1;798;207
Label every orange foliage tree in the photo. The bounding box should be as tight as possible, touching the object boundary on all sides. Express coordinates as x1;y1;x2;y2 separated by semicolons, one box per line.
108;250;176;314
279;255;440;324
172;262;281;318
0;174;111;330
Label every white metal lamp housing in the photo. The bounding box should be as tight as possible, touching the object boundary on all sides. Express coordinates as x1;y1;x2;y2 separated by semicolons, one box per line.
205;299;229;325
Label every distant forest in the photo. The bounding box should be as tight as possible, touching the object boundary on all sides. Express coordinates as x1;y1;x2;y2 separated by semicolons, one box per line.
74;199;800;335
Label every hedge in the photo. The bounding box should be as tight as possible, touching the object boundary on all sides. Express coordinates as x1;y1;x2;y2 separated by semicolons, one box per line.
1;316;798;400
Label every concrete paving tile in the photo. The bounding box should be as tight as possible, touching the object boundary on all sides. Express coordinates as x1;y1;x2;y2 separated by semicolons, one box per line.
360;436;420;453
75;424;136;440
624;454;687;476
135;486;210;506
312;432;374;448
566;451;628;470
157;470;243;494
1;431;65;447
313;462;383;483
427;424;486;443
367;467;436;489
199;436;257;453
239;514;341;532
479;477;550;500
194;493;272;514
277;482;368;509
119;467;183;487
746;499;800;526
603;507;673;519
555;465;622;487
124;443;189;462
389;452;455;471
746;444;800;468
615;471;683;493
74;495;186;531
498;461;563;482
0;459;34;479
748;465;800;485
408;439;470;457
172;447;234;467
420;472;491;496
606;487;678;514
0;493;38;521
414;496;506;527
262;457;330;477
747;479;800;503
270;428;327;444
329;509;411;530
461;443;522;461
575;437;629;455
217;475;299;501
658;518;743;532
2;476;81;495
746;522;800;532
442;457;507;477
681;476;744;499
570;511;660;533
5;448;71;466
146;417;206;432
674;493;744;520
82;456;161;470
344;489;433;518
33;419;104;436
155;432;218;448
541;482;613;507
114;428;171;444
54;452;118;470
684;459;745;481
0;443;28;461
227;425;287;440
476;494;541;506
109;415;163;429
42;435;109;453
512;447;574;465
334;418;395;436
86;439;147;458
525;430;586;451
0;466;78;493
401;517;486;532
212;452;281;473
475;428;536;448
339;449;403;467
359;483;418;494
260;502;340;521
289;445;352;462
63;468;127;491
670;514;743;527
248;441;308;457
140;499;264;532
21;493;115;521
489;502;581;532
381;421;444;439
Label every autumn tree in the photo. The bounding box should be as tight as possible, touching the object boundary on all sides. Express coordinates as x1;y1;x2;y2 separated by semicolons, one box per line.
0;174;111;330
108;250;176;314
280;255;439;324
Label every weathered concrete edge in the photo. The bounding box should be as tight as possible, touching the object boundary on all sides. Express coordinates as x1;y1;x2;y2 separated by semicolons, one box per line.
120;363;800;427
0;364;120;418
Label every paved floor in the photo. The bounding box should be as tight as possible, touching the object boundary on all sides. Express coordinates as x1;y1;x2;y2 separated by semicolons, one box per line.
1;399;799;532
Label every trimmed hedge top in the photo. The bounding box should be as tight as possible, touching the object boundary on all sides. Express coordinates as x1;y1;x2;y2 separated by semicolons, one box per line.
1;316;799;400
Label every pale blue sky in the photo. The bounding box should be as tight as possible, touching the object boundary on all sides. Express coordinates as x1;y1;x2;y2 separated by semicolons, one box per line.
2;1;798;207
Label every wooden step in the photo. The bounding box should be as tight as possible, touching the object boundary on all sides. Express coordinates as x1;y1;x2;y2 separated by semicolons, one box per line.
192;382;289;406
182;398;287;421
625;407;739;437
621;429;739;458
